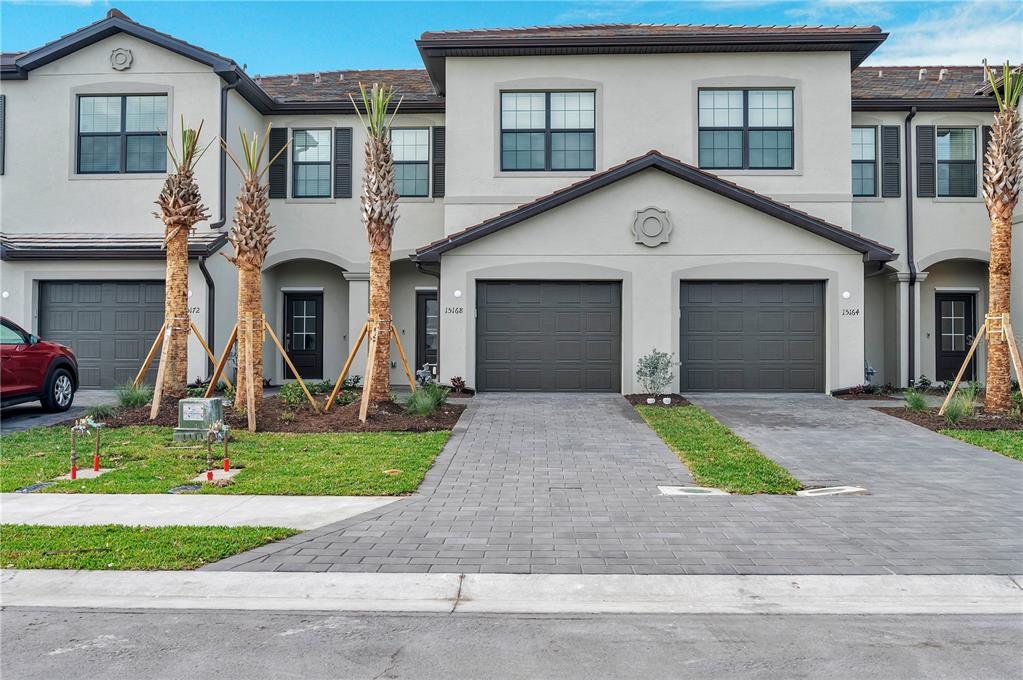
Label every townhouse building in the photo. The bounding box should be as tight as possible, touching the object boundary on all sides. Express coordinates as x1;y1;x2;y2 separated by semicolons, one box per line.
1;9;1016;394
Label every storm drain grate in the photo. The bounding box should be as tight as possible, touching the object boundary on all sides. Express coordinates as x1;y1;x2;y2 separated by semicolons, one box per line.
797;486;868;497
167;484;203;494
658;485;729;496
15;482;55;493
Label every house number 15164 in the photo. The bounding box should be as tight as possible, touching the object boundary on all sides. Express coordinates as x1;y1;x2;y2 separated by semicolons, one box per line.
842;308;860;316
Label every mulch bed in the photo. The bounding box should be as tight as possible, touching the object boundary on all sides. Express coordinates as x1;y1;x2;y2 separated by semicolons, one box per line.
624;393;690;407
95;396;464;433
875;406;1023;432
835;393;899;401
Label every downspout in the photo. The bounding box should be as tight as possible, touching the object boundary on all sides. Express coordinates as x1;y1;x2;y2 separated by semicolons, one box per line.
415;260;441;380
904;106;918;386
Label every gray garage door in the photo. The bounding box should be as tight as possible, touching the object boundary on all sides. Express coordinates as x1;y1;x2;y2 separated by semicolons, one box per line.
680;281;824;392
39;281;165;389
476;281;621;392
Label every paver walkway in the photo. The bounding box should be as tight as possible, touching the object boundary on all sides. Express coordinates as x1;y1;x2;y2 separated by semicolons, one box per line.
210;393;1023;575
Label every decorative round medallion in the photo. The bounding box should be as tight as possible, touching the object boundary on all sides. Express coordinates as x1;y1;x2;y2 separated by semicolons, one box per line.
631;207;672;247
110;48;133;71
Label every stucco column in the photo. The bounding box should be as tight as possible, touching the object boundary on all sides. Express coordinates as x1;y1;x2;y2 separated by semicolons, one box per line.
344;272;370;381
911;271;928;383
889;272;911;388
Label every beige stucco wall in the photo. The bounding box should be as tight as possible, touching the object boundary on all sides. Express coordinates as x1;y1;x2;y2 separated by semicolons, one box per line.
436;168;866;393
443;51;854;233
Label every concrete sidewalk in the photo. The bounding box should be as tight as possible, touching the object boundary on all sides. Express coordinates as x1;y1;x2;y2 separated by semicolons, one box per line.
0;493;397;530
2;571;1021;614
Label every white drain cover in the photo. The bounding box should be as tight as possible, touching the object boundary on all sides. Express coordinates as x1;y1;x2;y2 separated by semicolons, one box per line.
796;486;867;497
658;485;729;496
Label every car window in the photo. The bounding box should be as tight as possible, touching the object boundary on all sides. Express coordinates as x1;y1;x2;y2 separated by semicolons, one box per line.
0;322;26;345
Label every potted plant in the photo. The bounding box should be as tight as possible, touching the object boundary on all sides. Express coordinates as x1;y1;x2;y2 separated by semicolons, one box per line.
636;349;678;405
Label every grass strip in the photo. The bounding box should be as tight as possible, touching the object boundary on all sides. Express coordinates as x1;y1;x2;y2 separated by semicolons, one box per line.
940;430;1022;461
0;524;296;570
637;405;801;494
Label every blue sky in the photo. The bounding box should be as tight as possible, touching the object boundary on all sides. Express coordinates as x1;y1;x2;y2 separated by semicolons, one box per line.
2;1;1020;74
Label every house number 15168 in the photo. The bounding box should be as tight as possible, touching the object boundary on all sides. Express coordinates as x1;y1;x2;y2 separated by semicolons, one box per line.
445;306;463;314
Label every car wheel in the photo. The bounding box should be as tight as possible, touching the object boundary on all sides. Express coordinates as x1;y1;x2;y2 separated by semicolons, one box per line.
41;367;75;412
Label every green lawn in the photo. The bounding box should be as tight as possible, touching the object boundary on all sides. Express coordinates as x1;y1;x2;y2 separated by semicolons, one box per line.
940;430;1022;461
637;405;801;494
0;524;296;570
1;426;449;495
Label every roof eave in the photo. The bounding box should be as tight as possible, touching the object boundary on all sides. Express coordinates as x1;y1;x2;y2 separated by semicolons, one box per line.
0;233;228;261
852;97;997;111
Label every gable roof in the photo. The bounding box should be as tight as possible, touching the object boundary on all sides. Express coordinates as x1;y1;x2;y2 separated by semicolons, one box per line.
851;65;997;111
412;151;897;263
417;23;887;93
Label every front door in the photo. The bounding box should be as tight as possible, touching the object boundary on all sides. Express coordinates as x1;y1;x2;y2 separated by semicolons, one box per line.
416;291;439;377
935;293;976;382
283;292;323;379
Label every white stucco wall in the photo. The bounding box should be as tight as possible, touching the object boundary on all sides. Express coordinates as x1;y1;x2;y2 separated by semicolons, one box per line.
436;168;867;393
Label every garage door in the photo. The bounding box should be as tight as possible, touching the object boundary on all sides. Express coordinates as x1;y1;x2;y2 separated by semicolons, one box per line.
39;281;165;389
476;281;621;392
680;281;824;392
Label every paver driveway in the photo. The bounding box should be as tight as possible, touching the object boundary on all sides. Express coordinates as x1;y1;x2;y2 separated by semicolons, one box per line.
210;393;1023;575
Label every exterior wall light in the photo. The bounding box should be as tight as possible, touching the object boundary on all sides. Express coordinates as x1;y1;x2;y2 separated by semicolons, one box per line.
842;291;851;299
453;290;462;298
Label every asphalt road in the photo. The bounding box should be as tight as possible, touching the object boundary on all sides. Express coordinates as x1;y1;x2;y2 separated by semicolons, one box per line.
2;608;1020;679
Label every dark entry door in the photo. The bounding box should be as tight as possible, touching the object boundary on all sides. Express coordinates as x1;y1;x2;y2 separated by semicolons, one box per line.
935;293;976;381
476;281;622;392
284;292;323;379
416;291;439;375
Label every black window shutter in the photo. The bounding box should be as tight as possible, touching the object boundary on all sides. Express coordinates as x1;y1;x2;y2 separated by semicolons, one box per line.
0;94;6;176
916;125;936;198
880;125;900;198
333;127;353;198
431;126;445;198
268;127;288;199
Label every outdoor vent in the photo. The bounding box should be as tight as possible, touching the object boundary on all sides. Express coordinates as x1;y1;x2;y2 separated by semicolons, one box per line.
338;73;345;81
291;74;300;85
918;68;927;81
658;486;729;496
796;486;868;497
939;68;948;81
314;72;321;84
876;69;883;78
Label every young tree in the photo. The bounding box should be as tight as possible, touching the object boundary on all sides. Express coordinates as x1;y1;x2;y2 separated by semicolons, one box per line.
155;119;211;397
351;83;402;402
982;62;1022;413
223;125;289;407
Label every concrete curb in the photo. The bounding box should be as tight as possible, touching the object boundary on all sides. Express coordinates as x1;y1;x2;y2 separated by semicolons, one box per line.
3;571;1021;614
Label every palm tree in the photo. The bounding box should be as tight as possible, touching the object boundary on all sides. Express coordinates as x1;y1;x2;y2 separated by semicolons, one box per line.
982;62;1022;413
155;118;212;398
222;125;289;407
351;83;402;402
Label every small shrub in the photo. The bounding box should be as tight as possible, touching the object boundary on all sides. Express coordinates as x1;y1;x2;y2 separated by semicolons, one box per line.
957;383;980;416
186;386;206;398
635;349;678;396
943;395;970;426
1010;387;1022;420
343;375;362;390
310;379;334;395
277;381;307;407
85;404;116;420
915;375;933;391
223;385;235;405
405;383;449;416
278;409;296;424
450;376;466;393
117;382;153;408
334;390;359;406
904;389;927;412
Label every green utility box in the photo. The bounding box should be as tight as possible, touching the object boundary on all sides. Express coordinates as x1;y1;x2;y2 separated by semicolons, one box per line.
173;398;224;442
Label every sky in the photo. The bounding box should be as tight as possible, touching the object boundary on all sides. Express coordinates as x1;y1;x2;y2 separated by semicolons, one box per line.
1;0;1020;75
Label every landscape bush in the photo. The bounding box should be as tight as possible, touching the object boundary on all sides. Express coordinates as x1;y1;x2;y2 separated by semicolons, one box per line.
85;404;116;420
635;349;678;396
405;382;449;416
117;382;153;408
943;395;970;426
903;389;927;412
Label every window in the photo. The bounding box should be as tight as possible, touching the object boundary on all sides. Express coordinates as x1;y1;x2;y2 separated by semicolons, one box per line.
501;91;595;171
698;89;793;169
292;129;331;198
936;127;976;197
77;94;167;173
391;128;429;197
0;320;25;345
851;127;877;197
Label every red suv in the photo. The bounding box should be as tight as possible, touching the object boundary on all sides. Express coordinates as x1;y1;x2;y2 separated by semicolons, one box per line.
1;317;78;412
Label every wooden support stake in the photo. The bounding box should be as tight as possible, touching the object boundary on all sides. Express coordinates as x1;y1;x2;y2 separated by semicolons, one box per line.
1003;317;1023;383
324;322;368;412
190;321;232;389
938;319;988;416
358;322;380;423
264;321;317;409
244;317;257;432
133;321;166;388
149;325;172;420
204;325;238;398
391;326;417;392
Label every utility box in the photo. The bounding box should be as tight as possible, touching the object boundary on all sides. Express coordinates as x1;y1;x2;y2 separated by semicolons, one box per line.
174;398;223;442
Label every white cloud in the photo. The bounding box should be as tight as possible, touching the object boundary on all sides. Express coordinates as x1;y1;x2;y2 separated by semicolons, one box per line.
866;0;1023;65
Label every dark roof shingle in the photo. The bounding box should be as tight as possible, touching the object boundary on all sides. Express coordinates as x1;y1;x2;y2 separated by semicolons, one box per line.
258;69;441;105
421;23;883;40
852;65;990;100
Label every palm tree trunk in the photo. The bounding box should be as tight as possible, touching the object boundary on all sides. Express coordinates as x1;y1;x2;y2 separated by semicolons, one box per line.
235;264;264;407
162;226;190;397
368;248;392;401
984;215;1013;412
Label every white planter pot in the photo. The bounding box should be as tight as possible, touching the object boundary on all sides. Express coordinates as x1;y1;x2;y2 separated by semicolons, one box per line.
646;398;656;405
662;397;672;405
